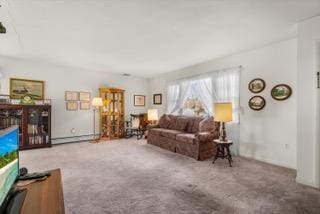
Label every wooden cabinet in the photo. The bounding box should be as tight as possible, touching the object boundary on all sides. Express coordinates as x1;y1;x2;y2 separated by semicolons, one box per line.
99;88;125;140
0;104;51;150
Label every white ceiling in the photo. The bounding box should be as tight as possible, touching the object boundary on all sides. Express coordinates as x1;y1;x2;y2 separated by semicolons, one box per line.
0;0;320;77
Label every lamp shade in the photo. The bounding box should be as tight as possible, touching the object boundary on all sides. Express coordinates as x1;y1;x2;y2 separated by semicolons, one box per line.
91;97;103;107
148;109;159;121
214;102;233;122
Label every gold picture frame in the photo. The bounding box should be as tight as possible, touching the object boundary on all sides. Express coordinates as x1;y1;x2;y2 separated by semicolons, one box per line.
134;95;145;106
65;91;79;101
79;92;91;101
80;101;90;110
66;101;78;111
10;78;44;100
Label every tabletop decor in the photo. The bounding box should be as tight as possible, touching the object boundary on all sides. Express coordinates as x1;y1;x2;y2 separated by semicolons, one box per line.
271;84;292;101
10;78;44;100
249;96;266;111
248;78;265;93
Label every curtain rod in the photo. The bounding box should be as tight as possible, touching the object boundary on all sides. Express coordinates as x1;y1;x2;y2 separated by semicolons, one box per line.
168;65;242;84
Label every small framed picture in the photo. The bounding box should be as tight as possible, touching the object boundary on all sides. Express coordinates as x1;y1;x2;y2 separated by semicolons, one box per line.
248;78;266;93
66;101;78;111
248;96;266;111
79;92;91;101
80;101;90;110
153;94;162;105
271;84;292;101
134;95;145;106
65;91;79;101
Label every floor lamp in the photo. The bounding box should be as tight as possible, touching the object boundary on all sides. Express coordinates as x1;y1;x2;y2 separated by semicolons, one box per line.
91;97;103;143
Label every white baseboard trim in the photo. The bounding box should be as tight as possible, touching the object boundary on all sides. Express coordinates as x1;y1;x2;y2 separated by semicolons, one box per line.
52;134;99;144
239;152;295;170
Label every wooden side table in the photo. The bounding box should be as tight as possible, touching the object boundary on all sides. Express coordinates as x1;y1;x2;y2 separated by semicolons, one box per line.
212;139;233;167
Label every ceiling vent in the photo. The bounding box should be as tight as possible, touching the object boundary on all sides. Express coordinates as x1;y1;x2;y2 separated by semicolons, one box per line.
123;73;131;77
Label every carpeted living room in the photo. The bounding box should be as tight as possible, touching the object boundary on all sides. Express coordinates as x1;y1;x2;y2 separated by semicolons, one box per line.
0;1;320;214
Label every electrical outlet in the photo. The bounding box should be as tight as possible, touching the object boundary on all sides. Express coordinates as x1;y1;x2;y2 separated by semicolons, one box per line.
71;128;76;134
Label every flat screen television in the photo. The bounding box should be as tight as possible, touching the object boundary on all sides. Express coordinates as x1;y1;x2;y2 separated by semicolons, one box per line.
0;126;20;212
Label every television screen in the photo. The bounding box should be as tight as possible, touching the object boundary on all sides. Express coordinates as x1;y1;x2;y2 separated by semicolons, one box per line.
0;126;19;206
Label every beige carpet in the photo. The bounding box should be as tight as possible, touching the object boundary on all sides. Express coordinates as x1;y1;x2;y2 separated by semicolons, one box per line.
19;139;320;214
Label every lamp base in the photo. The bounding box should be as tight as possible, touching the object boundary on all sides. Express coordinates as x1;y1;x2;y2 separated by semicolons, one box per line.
90;139;99;144
220;122;228;142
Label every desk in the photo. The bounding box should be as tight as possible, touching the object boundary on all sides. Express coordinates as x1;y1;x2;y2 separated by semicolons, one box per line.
16;168;65;214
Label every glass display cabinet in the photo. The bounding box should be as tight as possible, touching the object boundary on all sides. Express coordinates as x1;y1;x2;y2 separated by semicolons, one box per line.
0;104;51;150
99;88;125;140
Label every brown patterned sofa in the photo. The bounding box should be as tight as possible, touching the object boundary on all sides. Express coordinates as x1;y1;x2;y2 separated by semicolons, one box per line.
147;114;220;160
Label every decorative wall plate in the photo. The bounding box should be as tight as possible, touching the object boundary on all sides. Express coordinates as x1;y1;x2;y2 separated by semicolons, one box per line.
271;84;292;101
248;78;266;93
249;96;266;111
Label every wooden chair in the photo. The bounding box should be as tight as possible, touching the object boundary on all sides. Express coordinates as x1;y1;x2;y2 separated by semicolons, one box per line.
125;114;149;139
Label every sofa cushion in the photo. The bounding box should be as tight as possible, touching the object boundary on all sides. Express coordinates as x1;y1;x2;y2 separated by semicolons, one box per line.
199;116;215;132
158;114;171;129
161;129;184;140
191;117;204;133
176;133;196;144
149;128;166;136
175;117;189;131
167;115;178;130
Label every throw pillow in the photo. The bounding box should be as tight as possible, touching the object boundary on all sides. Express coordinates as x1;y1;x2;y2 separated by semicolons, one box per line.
158;114;171;128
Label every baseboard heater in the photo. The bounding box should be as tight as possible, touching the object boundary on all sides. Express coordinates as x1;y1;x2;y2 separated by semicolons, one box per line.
52;134;99;145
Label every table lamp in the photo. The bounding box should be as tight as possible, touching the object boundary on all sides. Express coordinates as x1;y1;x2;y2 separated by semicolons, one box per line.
91;97;103;143
214;102;233;142
148;109;159;124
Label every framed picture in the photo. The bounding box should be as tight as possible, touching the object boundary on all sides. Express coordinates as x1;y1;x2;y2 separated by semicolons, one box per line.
79;92;91;101
10;78;44;100
153;94;162;105
65;91;79;101
248;96;266;111
66;101;78;111
271;84;292;101
80;101;90;110
134;95;145;106
248;78;266;93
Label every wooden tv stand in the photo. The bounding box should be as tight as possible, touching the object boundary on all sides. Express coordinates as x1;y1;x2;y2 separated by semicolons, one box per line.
16;168;65;214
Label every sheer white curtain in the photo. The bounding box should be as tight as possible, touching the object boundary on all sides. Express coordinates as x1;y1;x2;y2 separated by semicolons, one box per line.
166;66;241;153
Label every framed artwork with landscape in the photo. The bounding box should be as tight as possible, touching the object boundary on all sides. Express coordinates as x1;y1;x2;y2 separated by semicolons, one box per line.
134;95;145;106
248;78;265;93
10;78;44;100
271;84;292;101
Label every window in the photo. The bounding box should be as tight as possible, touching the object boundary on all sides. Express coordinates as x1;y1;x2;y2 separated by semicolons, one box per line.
167;67;240;123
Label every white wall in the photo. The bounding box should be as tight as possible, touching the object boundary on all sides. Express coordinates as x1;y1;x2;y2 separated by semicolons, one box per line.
149;39;297;169
296;16;320;188
0;56;149;143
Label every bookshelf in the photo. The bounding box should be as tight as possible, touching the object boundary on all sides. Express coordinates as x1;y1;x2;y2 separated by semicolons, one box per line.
99;88;125;140
0;104;51;150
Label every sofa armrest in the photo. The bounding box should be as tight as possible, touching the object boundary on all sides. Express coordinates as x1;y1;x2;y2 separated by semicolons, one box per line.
147;124;160;130
195;132;215;143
